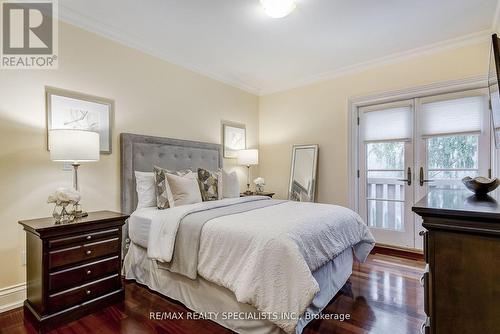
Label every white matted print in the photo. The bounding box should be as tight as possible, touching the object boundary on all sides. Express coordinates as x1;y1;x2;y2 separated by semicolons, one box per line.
46;87;114;154
223;123;246;158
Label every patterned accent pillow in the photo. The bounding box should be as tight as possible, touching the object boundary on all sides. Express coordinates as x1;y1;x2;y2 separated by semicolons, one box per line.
153;166;174;209
197;168;221;201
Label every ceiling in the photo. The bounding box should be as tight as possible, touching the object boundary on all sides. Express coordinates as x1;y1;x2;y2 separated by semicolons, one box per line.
59;0;500;95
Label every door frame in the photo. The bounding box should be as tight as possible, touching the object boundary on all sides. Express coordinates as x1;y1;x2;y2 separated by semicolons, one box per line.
358;100;416;248
348;75;489;213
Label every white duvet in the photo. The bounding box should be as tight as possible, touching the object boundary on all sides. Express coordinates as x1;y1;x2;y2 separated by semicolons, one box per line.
147;197;375;333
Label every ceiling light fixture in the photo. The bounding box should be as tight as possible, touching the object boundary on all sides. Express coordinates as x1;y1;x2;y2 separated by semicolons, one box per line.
260;0;296;19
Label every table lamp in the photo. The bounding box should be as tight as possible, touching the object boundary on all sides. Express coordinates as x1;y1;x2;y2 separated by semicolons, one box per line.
49;129;100;217
237;149;259;195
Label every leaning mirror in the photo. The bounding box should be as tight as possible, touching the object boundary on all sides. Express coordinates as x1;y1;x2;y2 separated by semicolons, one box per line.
288;144;319;202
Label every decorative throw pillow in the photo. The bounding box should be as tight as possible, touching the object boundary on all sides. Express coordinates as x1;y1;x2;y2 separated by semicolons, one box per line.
197;168;221;201
222;170;240;198
134;171;157;209
153;166;175;209
166;172;202;206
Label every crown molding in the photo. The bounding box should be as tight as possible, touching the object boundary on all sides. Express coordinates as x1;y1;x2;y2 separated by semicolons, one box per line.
262;30;492;95
58;4;261;96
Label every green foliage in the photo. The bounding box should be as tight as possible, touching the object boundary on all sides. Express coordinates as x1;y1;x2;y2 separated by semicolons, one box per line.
427;135;477;169
367;135;478;171
367;142;404;169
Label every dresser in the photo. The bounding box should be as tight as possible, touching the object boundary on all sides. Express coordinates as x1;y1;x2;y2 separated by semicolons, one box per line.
19;211;128;330
412;190;500;334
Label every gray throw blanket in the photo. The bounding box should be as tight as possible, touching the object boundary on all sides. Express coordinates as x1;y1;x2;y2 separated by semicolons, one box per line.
158;199;286;279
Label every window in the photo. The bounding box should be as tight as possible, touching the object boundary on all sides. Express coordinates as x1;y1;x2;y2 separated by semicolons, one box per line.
427;135;479;190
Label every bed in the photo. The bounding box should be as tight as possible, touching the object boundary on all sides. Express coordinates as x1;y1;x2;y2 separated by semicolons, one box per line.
120;133;375;334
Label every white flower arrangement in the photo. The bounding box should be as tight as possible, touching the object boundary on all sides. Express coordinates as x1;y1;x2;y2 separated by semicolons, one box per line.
47;188;81;205
253;177;265;193
253;177;265;186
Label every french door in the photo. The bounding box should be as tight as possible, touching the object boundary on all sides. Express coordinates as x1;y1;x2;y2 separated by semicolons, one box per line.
358;89;490;249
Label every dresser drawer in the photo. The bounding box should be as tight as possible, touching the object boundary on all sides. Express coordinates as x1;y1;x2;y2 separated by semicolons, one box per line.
49;256;120;292
49;237;120;269
47;274;121;312
48;228;120;249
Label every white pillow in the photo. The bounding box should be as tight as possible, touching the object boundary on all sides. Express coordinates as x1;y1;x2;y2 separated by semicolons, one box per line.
166;172;202;206
222;170;240;198
134;171;156;209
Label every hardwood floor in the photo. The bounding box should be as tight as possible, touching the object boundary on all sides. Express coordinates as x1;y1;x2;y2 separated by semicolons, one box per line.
0;253;425;334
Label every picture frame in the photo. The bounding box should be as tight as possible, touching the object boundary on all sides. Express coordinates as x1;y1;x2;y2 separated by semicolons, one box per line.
46;87;114;154
222;121;246;158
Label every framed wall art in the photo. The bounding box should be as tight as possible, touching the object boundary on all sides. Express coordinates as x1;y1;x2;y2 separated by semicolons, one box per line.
222;121;246;158
46;87;114;154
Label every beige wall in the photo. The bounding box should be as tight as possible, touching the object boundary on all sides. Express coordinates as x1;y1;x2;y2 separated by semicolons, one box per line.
0;22;259;289
259;41;490;204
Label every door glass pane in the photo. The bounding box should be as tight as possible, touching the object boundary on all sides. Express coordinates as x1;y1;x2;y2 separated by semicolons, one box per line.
366;141;405;231
367;142;404;169
427;135;479;190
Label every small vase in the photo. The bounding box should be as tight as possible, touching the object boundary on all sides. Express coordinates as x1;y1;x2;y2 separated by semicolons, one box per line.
256;184;264;193
53;202;74;224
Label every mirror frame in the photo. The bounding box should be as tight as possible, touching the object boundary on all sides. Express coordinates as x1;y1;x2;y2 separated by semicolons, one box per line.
288;144;319;202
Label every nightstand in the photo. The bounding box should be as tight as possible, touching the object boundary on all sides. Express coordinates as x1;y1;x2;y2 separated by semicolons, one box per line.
18;210;128;330
240;192;275;198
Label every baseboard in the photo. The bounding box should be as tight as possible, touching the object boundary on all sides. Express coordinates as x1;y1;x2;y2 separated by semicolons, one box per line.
0;283;26;313
375;243;423;253
372;244;424;261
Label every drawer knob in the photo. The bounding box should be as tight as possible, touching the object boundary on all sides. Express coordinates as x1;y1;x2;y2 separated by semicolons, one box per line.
86;250;92;255
86;235;92;240
86;270;92;275
86;290;91;295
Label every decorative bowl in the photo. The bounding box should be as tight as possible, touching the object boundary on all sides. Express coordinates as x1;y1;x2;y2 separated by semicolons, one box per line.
462;176;500;196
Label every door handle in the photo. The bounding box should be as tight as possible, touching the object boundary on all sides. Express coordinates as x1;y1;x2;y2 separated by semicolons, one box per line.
397;167;412;186
419;167;433;186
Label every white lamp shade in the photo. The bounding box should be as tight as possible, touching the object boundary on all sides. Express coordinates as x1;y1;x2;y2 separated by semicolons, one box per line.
49;129;100;162
237;149;259;166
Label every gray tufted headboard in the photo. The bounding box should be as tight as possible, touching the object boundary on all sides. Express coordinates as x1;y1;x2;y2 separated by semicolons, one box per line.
120;133;223;214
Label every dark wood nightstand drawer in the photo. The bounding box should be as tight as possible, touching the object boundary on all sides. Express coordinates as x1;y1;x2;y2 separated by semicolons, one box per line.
49;237;120;269
48;274;121;312
48;228;120;249
49;256;120;293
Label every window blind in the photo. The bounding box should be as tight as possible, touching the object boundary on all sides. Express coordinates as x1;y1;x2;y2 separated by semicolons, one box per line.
420;96;484;137
361;106;412;142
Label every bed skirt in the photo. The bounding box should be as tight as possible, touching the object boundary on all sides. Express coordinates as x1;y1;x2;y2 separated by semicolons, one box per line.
123;242;353;334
